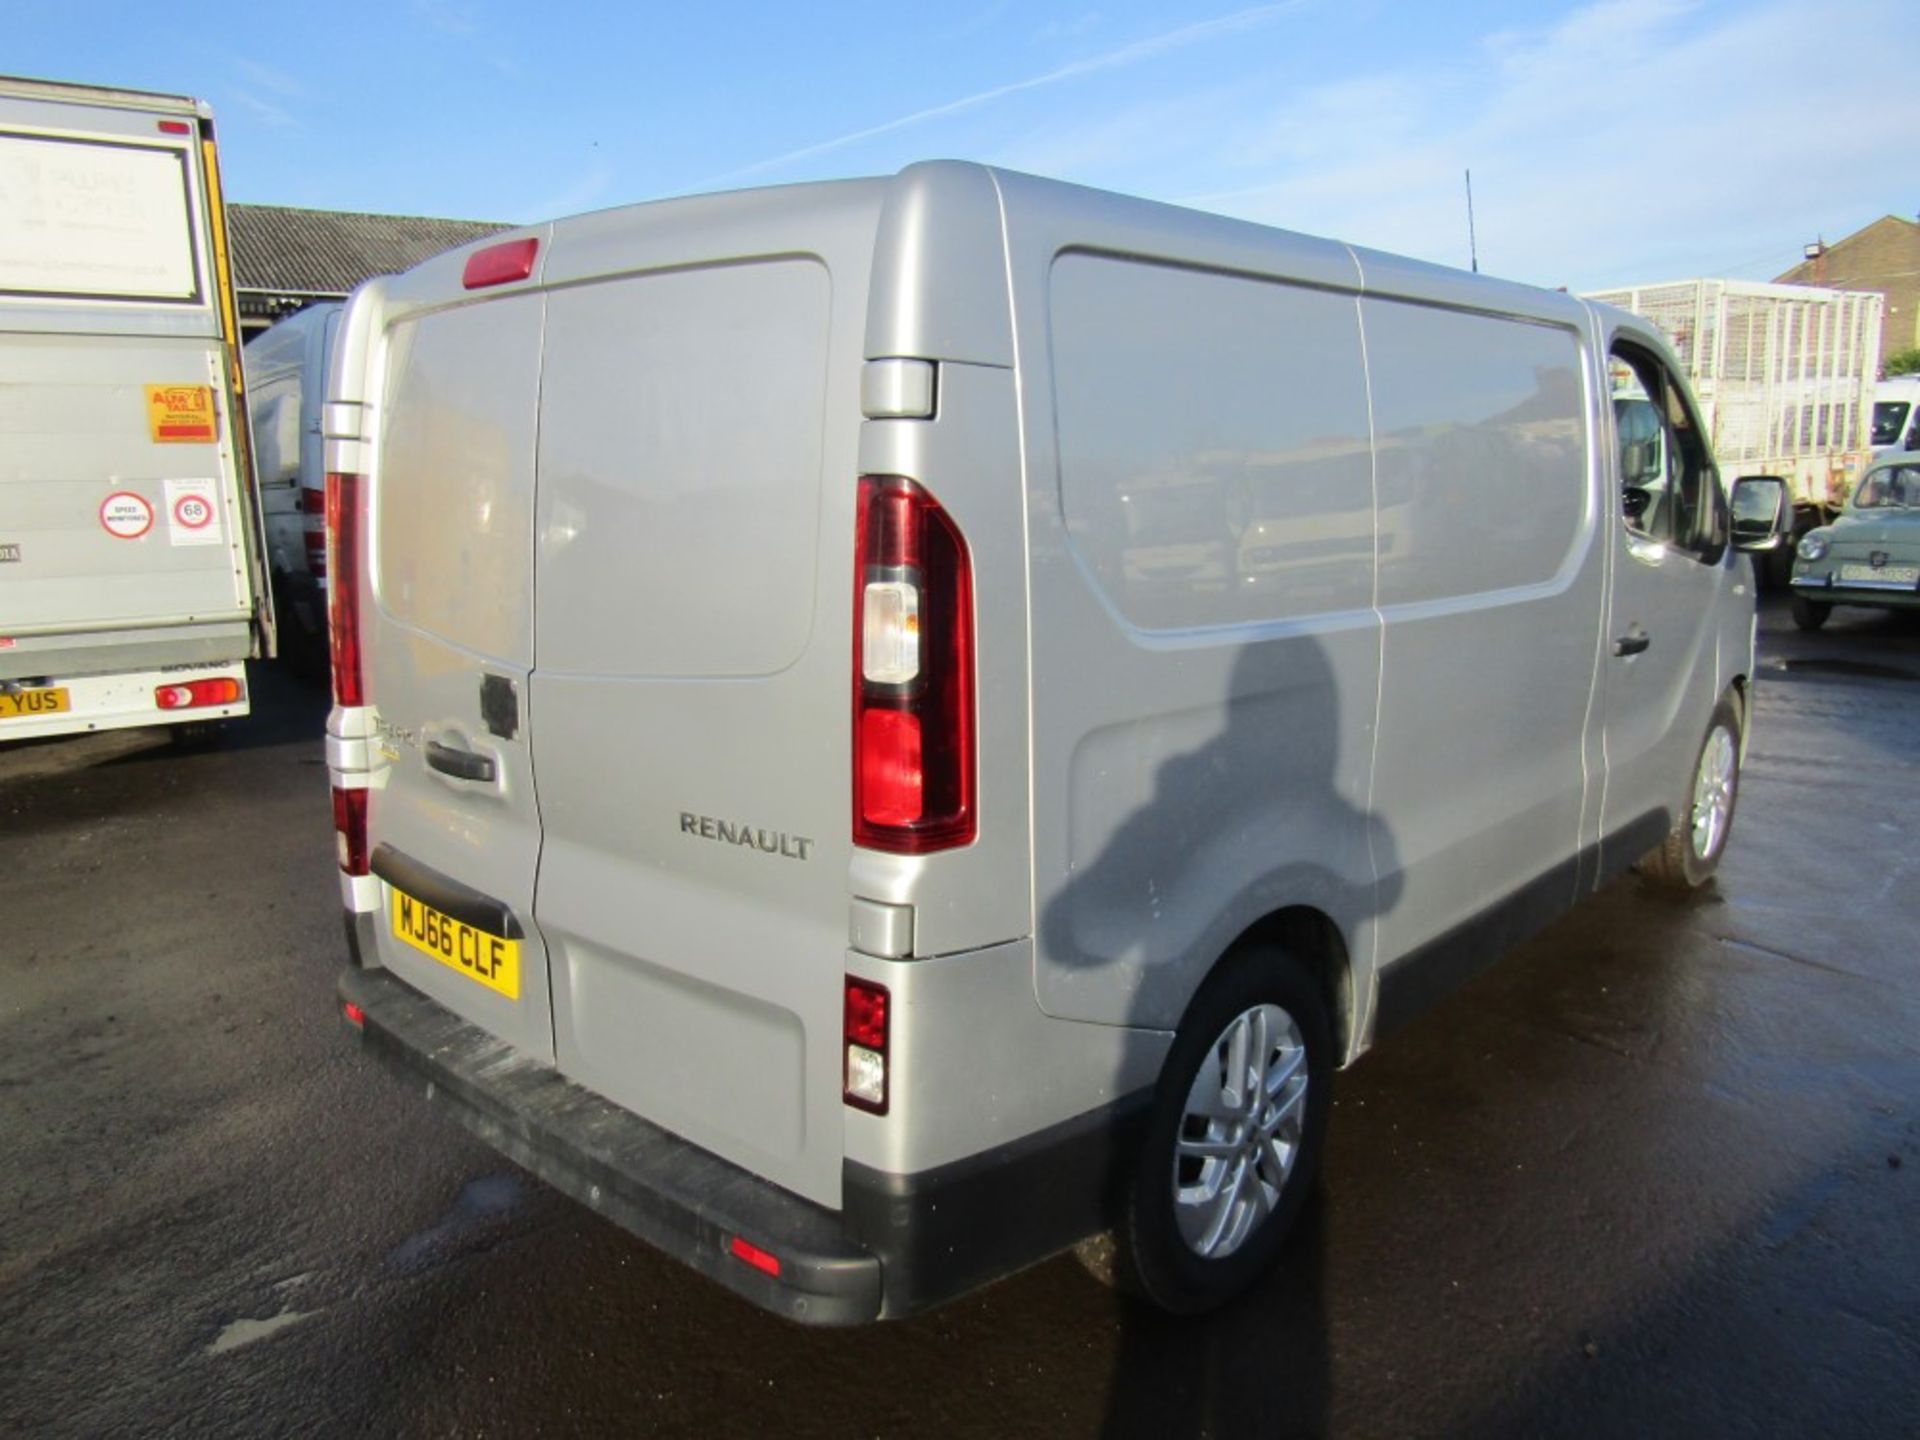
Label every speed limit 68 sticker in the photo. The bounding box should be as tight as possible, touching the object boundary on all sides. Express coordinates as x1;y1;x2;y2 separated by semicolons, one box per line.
163;479;223;547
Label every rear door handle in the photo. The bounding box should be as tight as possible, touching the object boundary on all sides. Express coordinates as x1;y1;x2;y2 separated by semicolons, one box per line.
425;740;497;783
1612;632;1651;657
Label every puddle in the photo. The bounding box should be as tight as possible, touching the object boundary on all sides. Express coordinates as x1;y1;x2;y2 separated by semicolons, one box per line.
206;1309;319;1355
386;1173;524;1275
1777;658;1920;683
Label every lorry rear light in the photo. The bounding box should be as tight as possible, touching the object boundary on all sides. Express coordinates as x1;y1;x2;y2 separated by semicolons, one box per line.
156;119;192;136
342;1000;366;1029
155;678;243;710
332;785;368;876
462;237;538;290
843;977;890;1114
325;472;364;706
852;476;975;853
301;487;327;578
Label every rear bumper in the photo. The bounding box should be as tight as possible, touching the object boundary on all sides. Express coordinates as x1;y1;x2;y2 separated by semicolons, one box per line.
1789;574;1920;607
338;927;1146;1324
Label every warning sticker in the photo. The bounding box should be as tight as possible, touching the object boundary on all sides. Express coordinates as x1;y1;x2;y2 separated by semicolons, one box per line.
145;385;218;444
164;478;223;547
100;491;155;539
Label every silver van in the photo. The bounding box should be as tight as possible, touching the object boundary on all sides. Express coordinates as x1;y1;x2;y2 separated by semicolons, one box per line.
324;162;1787;1323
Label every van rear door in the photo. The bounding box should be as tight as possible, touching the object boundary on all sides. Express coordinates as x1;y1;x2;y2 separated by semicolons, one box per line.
356;275;556;1063
527;189;878;1209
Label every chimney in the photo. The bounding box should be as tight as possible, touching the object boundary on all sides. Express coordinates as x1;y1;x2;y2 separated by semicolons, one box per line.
1803;239;1827;283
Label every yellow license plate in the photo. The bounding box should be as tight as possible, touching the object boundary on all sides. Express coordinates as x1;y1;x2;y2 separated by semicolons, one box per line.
390;888;521;1000
0;687;71;719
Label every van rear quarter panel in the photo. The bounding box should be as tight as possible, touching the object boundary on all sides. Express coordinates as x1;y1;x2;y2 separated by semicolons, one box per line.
997;174;1385;1035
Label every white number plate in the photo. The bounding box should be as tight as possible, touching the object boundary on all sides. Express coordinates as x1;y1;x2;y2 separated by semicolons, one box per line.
1838;562;1919;584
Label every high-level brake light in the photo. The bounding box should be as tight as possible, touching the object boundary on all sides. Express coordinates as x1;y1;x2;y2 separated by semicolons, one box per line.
462;237;539;290
852;476;975;853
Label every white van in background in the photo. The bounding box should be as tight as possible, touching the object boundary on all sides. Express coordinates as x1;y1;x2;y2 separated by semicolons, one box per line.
323;162;1788;1323
244;302;342;673
1871;374;1920;460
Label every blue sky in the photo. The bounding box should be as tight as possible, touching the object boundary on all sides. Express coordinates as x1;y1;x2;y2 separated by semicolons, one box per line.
10;0;1916;290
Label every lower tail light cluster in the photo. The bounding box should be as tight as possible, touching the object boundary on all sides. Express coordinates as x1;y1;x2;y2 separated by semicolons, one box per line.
332;784;368;876
843;976;890;1114
852;475;975;853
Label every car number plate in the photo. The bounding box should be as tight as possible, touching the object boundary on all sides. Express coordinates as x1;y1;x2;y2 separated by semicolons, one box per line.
1838;562;1920;584
390;887;521;999
0;687;71;719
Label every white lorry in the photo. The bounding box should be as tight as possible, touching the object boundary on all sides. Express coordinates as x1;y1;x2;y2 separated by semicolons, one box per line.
0;76;273;742
1582;279;1882;565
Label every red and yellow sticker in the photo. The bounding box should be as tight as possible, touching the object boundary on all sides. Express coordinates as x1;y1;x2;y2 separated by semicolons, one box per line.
145;385;218;444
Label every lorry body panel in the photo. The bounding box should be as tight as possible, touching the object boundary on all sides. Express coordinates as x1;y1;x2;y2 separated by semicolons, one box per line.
0;76;272;736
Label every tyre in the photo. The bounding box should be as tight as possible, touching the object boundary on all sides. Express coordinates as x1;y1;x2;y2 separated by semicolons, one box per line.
1639;696;1742;893
1099;944;1333;1314
1789;595;1830;632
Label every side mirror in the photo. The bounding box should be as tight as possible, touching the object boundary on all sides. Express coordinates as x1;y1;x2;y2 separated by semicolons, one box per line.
1729;475;1789;552
1905;427;1920;451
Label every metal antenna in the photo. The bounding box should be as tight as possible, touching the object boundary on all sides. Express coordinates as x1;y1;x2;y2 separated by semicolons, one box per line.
1465;169;1479;274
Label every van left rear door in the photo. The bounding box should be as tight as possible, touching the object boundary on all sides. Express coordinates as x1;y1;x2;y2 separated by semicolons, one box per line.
358;287;555;1063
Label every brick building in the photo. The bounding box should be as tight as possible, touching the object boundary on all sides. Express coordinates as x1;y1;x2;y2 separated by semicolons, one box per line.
226;204;510;339
1776;214;1920;371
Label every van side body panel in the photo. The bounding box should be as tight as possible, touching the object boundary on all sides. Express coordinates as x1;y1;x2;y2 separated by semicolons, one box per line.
993;172;1385;1036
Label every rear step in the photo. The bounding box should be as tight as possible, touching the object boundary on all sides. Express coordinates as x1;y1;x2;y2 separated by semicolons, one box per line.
338;963;883;1325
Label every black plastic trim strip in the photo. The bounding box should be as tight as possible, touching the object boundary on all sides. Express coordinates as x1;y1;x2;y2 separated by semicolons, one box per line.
1374;808;1668;1038
844;1093;1151;1318
369;843;524;939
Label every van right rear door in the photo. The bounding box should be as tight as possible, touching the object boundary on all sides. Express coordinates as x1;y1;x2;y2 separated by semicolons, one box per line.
526;188;880;1211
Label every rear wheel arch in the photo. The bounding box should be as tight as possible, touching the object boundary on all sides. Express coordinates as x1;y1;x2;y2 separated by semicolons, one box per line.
1226;906;1353;1064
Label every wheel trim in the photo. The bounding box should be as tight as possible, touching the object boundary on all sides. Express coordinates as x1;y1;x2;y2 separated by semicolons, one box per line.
1690;724;1737;860
1172;1003;1308;1260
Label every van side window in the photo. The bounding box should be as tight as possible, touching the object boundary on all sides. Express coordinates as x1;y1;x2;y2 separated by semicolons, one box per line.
1610;344;1725;562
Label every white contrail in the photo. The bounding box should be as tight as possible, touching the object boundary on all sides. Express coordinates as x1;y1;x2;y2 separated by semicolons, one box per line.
690;1;1310;190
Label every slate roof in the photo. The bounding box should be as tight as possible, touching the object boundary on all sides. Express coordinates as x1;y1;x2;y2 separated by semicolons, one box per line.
227;203;512;298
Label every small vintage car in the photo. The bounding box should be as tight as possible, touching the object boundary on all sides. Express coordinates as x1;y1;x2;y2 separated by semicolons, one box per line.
1789;459;1920;630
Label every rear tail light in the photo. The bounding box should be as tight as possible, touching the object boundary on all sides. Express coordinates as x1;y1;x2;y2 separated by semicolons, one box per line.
325;472;364;706
301;487;327;579
342;1000;366;1029
852;476;975;852
843;977;890;1114
155;677;244;710
332;784;369;876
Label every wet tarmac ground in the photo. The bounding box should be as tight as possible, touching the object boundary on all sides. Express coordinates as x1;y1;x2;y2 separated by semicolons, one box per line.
1;598;1914;1438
